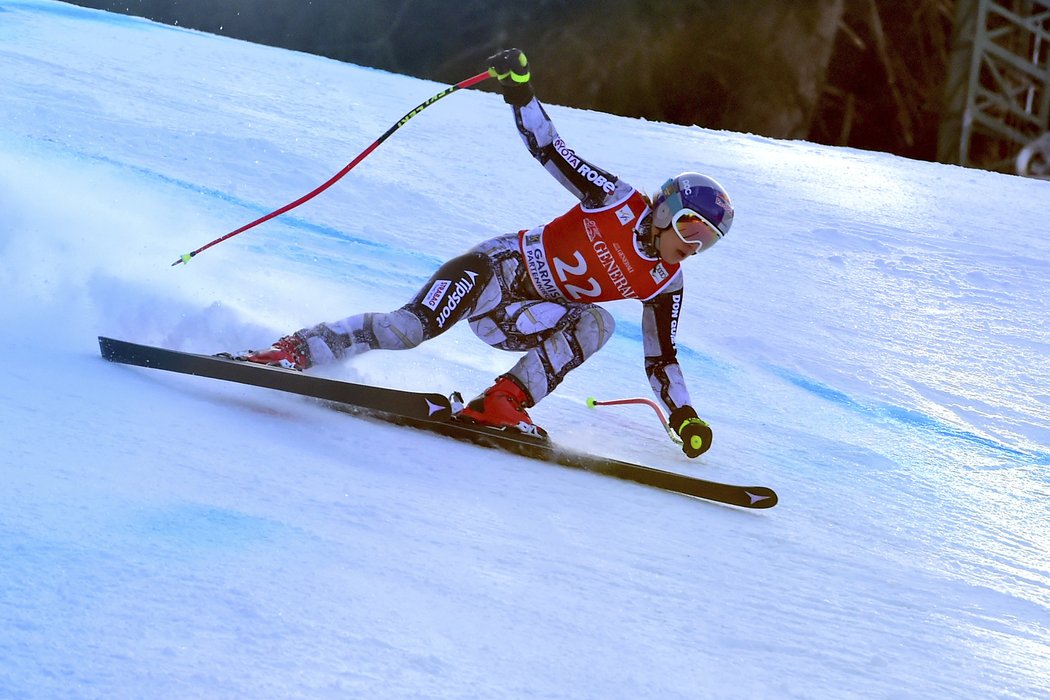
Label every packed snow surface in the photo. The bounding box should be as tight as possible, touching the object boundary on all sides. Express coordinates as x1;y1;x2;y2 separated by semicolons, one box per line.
1;1;1048;698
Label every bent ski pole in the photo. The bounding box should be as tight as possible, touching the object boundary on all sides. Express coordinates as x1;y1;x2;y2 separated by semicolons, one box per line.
586;396;683;446
172;70;492;266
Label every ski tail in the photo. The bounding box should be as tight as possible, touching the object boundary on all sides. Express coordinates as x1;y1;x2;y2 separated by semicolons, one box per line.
98;336;452;420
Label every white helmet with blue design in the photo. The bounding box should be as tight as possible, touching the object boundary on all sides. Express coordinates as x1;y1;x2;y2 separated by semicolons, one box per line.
652;172;734;252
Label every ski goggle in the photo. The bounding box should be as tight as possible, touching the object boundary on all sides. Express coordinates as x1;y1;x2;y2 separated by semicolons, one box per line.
669;208;723;252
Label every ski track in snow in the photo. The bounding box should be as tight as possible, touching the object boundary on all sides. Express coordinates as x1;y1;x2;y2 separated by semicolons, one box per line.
2;1;1049;698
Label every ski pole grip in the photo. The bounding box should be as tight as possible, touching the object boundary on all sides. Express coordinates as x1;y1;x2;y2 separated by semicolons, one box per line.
672;412;713;458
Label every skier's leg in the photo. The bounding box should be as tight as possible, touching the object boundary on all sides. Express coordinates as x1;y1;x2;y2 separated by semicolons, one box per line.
505;303;615;405
467;300;615;407
248;252;494;368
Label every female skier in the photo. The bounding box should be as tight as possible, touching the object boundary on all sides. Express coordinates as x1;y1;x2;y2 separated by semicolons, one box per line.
243;49;734;458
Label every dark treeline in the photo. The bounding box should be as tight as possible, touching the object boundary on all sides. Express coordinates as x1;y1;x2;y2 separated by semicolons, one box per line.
67;0;952;162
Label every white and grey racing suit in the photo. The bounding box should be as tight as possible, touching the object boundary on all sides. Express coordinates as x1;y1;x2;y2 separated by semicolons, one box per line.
291;96;692;415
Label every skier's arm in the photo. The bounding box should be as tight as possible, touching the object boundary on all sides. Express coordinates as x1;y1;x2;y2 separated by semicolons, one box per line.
488;48;629;208
642;279;712;458
642;279;691;415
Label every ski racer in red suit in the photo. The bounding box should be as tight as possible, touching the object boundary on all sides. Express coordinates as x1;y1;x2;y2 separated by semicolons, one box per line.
244;49;735;458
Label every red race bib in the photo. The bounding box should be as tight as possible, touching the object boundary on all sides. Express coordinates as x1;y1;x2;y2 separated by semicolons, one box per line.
520;190;680;302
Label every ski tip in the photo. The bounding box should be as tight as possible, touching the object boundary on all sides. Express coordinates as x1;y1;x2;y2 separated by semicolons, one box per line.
742;487;778;509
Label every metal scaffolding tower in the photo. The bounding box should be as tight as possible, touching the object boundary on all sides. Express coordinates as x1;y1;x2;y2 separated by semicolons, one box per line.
938;0;1050;175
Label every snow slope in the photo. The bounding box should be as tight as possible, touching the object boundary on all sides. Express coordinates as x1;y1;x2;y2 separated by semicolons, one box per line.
2;1;1048;698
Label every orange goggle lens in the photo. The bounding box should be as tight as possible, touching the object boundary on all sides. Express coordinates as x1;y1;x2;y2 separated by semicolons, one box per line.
671;209;722;251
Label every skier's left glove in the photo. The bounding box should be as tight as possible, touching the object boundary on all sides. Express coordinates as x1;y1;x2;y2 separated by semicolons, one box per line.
669;405;713;459
487;48;534;107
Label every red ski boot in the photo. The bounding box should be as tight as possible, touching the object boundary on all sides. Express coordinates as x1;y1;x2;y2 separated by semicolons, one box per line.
244;334;311;371
456;375;547;438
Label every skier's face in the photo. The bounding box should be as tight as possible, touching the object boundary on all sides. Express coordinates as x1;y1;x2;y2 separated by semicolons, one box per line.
657;227;701;263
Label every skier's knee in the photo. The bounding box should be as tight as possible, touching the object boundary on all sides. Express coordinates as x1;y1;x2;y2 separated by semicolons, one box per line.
578;306;615;355
373;308;425;350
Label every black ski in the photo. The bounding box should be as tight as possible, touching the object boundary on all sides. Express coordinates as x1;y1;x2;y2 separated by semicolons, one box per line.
98;336;452;420
98;336;778;509
360;409;778;508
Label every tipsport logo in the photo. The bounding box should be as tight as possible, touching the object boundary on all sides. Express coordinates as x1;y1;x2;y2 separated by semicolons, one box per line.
435;270;480;329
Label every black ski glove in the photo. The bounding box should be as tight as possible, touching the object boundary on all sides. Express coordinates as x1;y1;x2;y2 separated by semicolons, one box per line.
487;48;534;107
669;405;713;459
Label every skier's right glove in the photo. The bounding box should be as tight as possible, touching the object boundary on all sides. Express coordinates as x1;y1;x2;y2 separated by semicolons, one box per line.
487;48;534;107
669;405;713;459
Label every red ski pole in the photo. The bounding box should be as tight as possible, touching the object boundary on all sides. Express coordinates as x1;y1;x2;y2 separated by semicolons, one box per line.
587;396;683;445
172;70;492;266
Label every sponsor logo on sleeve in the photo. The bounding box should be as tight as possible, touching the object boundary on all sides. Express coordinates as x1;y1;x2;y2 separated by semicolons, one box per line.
553;138;615;194
577;163;616;193
554;138;580;168
669;292;681;338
